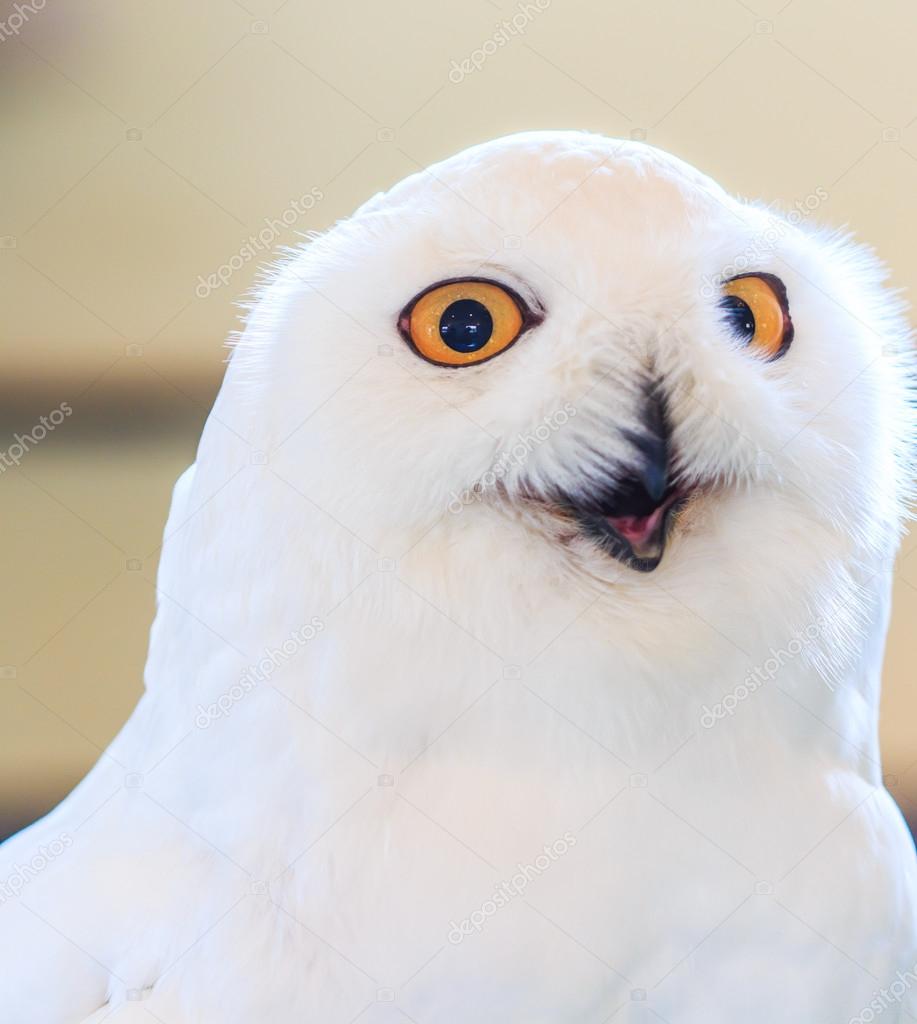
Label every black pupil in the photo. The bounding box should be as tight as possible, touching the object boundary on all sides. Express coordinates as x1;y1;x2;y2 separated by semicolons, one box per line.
719;295;755;342
439;299;493;353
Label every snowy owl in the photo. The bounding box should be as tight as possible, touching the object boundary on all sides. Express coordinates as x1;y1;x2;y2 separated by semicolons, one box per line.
2;130;916;1023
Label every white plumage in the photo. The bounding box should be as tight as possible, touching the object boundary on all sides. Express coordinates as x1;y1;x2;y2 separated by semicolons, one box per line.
2;131;915;1022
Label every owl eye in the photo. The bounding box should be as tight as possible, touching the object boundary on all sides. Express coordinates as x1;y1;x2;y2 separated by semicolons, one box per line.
399;278;527;367
719;273;793;361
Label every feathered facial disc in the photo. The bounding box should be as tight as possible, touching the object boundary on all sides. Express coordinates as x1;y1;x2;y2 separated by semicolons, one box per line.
396;270;792;571
261;132;912;580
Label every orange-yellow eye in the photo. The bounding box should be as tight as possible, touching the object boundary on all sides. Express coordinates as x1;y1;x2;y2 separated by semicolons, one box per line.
720;273;793;361
399;279;527;367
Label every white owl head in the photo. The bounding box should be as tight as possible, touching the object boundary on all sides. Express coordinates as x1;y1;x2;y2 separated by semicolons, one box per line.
223;131;913;600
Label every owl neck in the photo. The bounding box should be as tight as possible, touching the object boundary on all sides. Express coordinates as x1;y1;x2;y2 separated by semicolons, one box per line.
139;463;889;786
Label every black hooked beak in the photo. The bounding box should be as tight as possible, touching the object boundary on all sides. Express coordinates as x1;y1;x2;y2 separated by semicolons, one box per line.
561;388;689;572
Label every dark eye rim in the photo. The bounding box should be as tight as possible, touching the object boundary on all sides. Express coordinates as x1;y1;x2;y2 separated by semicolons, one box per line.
719;271;794;362
397;276;544;368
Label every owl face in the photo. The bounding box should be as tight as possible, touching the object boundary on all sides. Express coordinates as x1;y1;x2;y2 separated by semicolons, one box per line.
258;131;911;584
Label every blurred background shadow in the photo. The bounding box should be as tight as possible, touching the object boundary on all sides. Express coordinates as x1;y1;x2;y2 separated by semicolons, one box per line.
1;0;916;840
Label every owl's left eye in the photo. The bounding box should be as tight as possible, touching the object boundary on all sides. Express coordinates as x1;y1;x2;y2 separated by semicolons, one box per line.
398;278;528;367
718;273;794;361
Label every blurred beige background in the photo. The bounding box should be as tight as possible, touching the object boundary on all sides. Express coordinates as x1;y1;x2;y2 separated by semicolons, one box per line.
1;0;916;840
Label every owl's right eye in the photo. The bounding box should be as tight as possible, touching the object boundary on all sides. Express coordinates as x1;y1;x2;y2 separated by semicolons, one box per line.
398;278;530;367
718;273;794;361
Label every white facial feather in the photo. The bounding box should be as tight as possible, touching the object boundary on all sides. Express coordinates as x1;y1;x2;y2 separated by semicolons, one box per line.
2;131;916;1024
225;131;914;680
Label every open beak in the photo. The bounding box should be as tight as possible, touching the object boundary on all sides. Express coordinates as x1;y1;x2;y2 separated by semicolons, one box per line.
566;462;688;573
575;475;688;571
555;390;689;572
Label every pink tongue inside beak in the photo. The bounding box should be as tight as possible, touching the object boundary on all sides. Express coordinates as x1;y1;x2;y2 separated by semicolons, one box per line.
606;505;666;549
